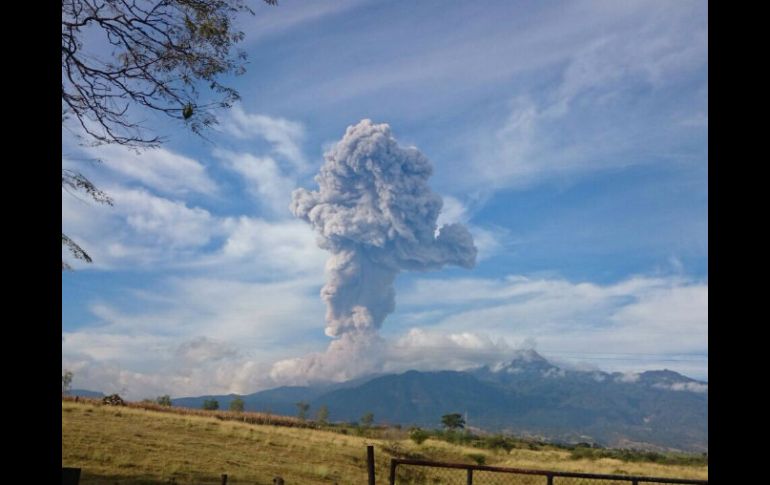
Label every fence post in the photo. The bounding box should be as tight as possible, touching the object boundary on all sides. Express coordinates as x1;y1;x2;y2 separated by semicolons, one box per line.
221;473;228;484
467;468;473;485
62;467;81;485
546;473;553;485
367;445;376;485
389;459;397;485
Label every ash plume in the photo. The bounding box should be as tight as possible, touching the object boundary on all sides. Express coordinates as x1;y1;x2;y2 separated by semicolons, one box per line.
275;120;476;382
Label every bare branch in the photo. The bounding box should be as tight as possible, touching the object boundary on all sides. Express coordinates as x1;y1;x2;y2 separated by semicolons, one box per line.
62;233;93;264
61;0;275;268
61;0;271;148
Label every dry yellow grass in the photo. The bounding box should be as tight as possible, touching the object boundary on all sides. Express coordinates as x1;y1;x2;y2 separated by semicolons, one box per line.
62;400;707;484
62;395;307;428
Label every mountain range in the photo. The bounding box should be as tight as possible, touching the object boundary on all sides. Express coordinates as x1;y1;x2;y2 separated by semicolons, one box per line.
169;350;707;452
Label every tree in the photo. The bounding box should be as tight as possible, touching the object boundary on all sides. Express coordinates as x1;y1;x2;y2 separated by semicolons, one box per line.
441;413;465;430
62;370;74;395
156;395;172;406
295;401;309;421
315;404;329;424
61;0;277;268
360;412;374;427
202;398;219;410
229;397;245;412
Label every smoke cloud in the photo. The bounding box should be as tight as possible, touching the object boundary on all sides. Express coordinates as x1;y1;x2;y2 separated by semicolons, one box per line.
276;119;477;382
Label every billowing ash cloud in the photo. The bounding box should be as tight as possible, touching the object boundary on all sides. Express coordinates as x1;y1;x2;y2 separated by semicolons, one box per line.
291;119;477;341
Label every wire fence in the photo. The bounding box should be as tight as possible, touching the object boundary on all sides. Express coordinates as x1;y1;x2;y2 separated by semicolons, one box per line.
388;459;708;485
63;451;708;485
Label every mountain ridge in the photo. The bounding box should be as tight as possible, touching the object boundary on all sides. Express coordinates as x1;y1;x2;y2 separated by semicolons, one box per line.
87;351;709;451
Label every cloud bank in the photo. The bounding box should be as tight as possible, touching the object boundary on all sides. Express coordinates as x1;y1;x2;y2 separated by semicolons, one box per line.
62;273;707;399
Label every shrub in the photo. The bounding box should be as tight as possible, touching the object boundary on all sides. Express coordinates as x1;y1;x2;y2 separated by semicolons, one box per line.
409;427;430;445
467;453;486;465
570;447;597;460
202;399;219;410
102;394;126;406
485;435;515;452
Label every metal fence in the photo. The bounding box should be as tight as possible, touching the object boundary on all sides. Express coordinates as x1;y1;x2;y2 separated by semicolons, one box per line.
388;459;708;485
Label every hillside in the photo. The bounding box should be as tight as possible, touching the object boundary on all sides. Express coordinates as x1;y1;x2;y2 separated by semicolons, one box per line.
172;351;707;452
62;400;708;484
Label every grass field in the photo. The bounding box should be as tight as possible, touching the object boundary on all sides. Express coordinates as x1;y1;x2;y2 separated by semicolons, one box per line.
62;400;708;484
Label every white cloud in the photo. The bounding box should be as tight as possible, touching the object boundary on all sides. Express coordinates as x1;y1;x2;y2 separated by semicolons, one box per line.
386;328;514;373
115;187;220;247
63;178;327;273
455;1;707;192
653;382;708;394
242;0;369;45
83;276;324;340
70;145;218;196
175;337;239;364
279;1;704;123
542;367;566;378
62;186;224;269
220;104;306;169
548;14;706;118
267;328;517;386
63;274;328;399
435;195;507;261
468;225;508;261
196;216;327;277
62;350;276;400
213;149;296;216
616;372;641;383
394;274;707;378
63;331;174;365
62;102;318;271
63;271;707;396
437;195;469;226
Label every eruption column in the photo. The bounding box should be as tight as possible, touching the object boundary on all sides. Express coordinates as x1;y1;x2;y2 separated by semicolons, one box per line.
291;119;477;341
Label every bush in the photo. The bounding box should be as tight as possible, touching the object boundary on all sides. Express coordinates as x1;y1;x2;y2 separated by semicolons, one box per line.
568;447;707;466
467;453;486;465
102;394;125;406
570;447;597;460
484;435;515;452
156;395;172;406
409;427;430;445
202;399;219;410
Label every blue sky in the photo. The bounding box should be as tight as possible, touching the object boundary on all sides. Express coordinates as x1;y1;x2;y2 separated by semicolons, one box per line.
62;0;707;399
